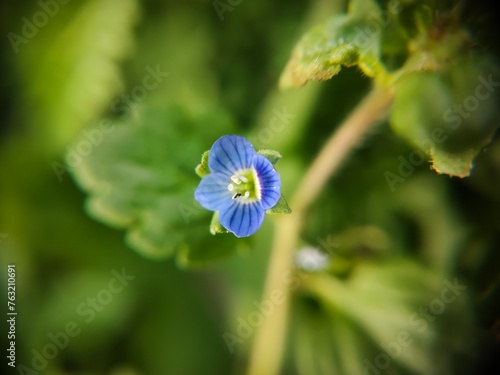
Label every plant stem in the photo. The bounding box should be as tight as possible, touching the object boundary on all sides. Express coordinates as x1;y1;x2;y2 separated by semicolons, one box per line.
293;86;394;214
245;85;394;375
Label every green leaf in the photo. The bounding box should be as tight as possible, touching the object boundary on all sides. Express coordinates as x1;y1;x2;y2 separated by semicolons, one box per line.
22;0;139;153
257;149;282;165
266;195;292;215
69;105;238;262
195;151;211;178
430;148;479;178
279;0;387;89
390;55;500;177
299;259;474;375
390;71;451;142
176;234;240;268
347;0;381;17
210;211;229;235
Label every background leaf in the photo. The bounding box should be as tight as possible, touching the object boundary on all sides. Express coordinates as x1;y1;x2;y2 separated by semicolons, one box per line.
69;105;238;261
279;0;386;89
390;55;500;177
257;149;282;165
296;258;474;375
20;0;139;153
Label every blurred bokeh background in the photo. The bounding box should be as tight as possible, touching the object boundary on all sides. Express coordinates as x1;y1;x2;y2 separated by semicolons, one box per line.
0;0;499;374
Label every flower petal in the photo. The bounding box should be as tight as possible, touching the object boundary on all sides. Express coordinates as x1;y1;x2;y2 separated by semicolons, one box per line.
208;135;255;176
252;154;281;210
219;201;265;237
194;173;232;211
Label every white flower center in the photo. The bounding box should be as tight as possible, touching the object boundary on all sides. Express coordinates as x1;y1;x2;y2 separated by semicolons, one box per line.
227;169;260;203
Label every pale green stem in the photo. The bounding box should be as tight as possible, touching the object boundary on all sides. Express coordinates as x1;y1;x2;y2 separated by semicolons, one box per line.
245;85;394;375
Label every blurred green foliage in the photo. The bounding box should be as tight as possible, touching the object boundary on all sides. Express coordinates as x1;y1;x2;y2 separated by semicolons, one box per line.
0;1;499;375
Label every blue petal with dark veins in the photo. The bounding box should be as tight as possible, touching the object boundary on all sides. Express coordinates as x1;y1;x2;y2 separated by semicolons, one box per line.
195;173;233;211
208;135;255;176
252;154;281;210
219;200;265;237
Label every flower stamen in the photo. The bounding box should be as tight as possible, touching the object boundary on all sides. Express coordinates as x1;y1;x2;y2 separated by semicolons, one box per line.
228;170;259;202
231;175;249;184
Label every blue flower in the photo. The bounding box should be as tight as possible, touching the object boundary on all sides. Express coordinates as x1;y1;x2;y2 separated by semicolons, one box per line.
195;135;281;237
